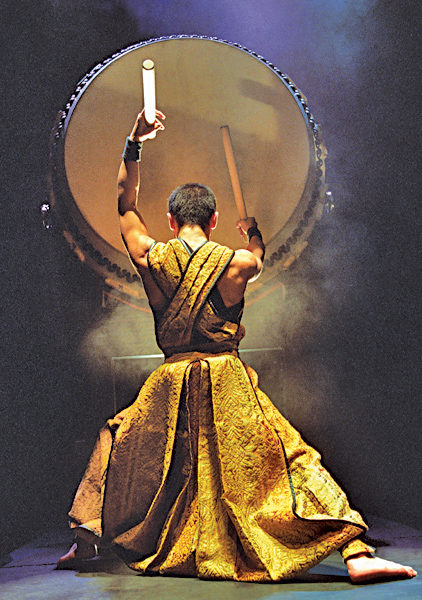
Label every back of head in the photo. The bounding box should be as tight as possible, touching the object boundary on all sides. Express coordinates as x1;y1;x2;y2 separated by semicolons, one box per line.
168;183;216;230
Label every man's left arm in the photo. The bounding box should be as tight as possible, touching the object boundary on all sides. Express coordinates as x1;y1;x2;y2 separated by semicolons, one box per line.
118;109;165;269
235;217;265;280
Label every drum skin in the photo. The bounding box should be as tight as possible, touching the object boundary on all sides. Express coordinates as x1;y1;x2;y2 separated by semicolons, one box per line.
49;36;327;304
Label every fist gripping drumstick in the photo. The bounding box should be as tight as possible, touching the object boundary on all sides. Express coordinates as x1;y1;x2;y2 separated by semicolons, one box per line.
142;59;156;126
220;125;248;220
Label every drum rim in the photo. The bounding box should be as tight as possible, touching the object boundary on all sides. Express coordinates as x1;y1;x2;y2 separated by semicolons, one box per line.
48;34;327;303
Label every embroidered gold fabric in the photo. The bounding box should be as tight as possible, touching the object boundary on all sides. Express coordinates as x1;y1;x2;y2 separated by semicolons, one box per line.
69;239;371;581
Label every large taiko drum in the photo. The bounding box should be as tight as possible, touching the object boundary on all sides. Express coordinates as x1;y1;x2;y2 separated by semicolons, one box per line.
49;36;327;306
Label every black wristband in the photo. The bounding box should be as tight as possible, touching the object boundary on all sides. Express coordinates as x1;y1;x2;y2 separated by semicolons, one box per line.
122;137;143;162
247;226;263;242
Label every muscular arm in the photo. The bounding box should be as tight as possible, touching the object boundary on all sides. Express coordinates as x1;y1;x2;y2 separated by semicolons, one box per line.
217;217;265;307
118;110;165;270
238;217;265;277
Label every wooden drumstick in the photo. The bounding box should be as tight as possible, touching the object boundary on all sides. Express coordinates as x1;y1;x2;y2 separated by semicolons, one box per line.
142;59;156;126
220;125;248;220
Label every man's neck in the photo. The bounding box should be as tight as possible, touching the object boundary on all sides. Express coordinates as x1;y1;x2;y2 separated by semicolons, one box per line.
176;225;210;249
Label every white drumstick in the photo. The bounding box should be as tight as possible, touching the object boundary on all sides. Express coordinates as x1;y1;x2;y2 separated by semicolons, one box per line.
220;125;248;220
142;59;156;126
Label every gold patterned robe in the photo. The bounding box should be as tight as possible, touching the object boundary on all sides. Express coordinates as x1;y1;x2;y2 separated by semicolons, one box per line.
69;239;371;581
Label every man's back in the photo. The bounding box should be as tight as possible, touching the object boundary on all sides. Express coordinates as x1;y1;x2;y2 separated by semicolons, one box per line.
137;235;261;315
146;239;246;357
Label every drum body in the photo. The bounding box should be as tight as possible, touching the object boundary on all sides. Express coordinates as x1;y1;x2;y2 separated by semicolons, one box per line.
49;36;327;305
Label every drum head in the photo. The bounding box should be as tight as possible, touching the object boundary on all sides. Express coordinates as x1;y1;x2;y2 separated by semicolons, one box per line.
49;36;326;303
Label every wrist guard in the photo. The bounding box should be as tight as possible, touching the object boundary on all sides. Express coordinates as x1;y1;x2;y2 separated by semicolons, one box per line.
247;226;263;242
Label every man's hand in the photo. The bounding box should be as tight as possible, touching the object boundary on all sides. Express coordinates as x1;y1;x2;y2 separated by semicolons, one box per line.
130;109;166;142
236;217;258;238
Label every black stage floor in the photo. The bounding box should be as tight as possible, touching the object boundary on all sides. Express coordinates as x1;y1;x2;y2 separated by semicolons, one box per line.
1;516;421;599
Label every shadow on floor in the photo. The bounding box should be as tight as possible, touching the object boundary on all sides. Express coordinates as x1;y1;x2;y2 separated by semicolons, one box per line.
0;516;421;599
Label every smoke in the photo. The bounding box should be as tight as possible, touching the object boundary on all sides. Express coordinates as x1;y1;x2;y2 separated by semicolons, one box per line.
119;0;376;68
79;300;160;377
79;0;380;384
77;0;404;421
0;0;417;544
113;0;381;321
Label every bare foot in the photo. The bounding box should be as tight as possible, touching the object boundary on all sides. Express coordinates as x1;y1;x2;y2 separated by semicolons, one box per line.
56;538;97;569
347;553;417;584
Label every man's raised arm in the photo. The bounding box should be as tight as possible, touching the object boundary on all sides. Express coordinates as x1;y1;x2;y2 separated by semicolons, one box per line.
118;109;165;269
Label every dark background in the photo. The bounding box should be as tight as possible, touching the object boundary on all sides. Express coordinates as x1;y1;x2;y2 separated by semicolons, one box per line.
1;0;420;558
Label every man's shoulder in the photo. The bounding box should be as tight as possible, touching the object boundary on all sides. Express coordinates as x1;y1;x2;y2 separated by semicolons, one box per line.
148;239;189;269
225;248;261;283
148;240;170;261
231;248;258;266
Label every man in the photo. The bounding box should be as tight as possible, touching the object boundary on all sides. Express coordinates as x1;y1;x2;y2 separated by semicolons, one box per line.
58;110;416;583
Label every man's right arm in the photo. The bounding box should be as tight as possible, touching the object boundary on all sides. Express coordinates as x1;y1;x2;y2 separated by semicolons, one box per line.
118;109;165;270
